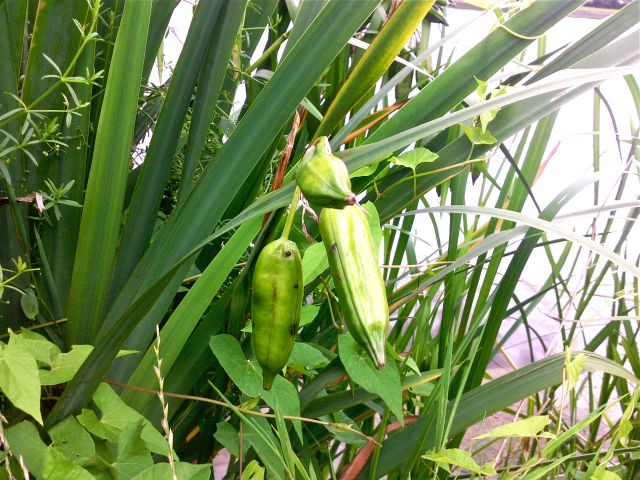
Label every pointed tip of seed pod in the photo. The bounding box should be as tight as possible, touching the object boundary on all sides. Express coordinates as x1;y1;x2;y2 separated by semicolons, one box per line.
373;349;386;370
347;194;357;205
262;372;276;390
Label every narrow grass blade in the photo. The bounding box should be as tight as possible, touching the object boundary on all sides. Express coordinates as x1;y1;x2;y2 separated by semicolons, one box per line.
315;0;435;137
177;0;248;204
122;216;260;412
111;0;225;295
95;0;382;375
20;0;90;190
142;0;179;82
358;352;636;478
365;0;584;143
66;0;152;345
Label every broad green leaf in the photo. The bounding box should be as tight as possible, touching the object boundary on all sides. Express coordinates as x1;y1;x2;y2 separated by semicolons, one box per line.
422;448;496;476
17;330;61;365
48;416;95;465
209;334;263;397
619;415;633;447
480;88;508;133
409;382;434;397
269;376;303;440
20;288;38;320
214;422;245;458
0;334;42;424
461;124;497;145
41;446;93;480
393;148;439;171
616;386;639;448
302;242;328;286
117;418;145;460
5;421;48;477
473;415;552;440
242;460;265;480
131;462;211;480
113;419;154;479
338;334;403;424
209;334;302;438
299;304;321;328
405;357;421;375
76;409;120;444
351;159;382;179
289;343;329;373
91;383;168;455
592;468;623;480
475;77;489;99
39;345;93;385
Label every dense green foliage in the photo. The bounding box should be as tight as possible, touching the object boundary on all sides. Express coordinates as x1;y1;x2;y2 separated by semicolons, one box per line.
0;0;638;478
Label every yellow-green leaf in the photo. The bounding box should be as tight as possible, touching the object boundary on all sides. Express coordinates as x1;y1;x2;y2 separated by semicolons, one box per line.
473;415;553;440
422;448;496;476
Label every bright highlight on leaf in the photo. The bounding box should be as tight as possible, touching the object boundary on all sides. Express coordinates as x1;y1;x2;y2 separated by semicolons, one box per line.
473;415;554;440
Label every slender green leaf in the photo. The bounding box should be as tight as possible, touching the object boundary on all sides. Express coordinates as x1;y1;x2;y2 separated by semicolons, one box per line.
358;352;636;478
123;216;260;412
66;0;152;345
178;0;248;203
366;0;584;142
112;0;226;294
61;0;382;411
315;0;435;137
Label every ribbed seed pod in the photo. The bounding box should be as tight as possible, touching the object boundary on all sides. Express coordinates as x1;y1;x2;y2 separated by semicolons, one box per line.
319;205;388;369
295;137;356;208
251;238;303;389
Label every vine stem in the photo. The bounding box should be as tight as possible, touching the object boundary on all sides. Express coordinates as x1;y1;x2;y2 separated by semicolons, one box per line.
104;378;378;445
280;186;301;241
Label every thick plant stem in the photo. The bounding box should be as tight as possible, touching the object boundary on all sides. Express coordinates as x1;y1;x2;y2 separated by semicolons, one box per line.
280;187;301;241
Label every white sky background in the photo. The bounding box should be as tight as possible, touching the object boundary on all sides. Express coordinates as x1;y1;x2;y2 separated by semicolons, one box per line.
150;2;640;369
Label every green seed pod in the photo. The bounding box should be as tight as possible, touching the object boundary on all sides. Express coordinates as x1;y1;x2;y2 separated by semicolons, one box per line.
319;205;388;369
295;137;356;208
251;238;303;389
